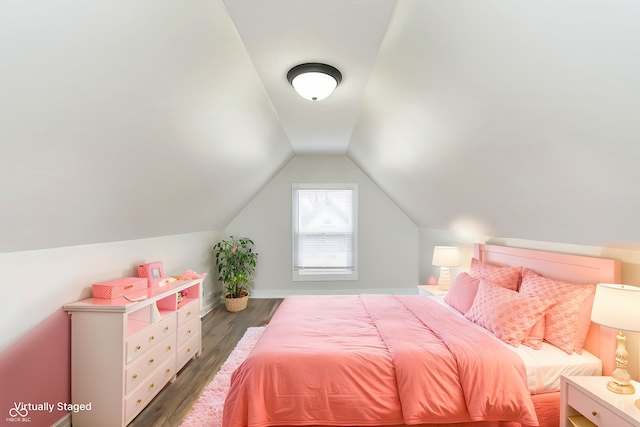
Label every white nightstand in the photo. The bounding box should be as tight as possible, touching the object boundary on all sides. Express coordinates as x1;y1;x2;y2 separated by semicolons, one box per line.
417;284;448;296
560;375;640;427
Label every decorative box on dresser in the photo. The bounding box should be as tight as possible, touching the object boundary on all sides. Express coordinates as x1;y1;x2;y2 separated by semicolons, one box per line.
63;279;203;427
560;375;640;427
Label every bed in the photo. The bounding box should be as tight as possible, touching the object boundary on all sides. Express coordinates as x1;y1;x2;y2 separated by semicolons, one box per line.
222;244;621;427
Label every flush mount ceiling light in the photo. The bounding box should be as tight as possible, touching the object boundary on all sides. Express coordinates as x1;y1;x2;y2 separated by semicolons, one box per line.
287;63;342;101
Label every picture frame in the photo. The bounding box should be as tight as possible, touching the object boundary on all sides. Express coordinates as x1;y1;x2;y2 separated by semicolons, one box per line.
138;261;165;287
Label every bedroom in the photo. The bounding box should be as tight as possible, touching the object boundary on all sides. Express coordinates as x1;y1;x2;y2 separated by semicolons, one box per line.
1;1;640;426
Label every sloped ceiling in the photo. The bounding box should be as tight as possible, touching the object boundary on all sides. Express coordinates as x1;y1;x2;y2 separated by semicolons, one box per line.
1;0;639;253
347;0;640;247
0;0;294;252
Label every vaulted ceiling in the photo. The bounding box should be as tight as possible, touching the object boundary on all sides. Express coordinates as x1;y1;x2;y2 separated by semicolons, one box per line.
1;0;639;253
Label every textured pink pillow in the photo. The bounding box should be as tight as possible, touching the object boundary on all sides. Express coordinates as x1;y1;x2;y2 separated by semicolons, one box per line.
522;317;545;350
465;279;554;347
444;273;480;314
518;268;596;354
469;258;522;291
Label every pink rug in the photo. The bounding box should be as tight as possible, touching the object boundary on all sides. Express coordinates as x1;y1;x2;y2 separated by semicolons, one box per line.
179;326;264;427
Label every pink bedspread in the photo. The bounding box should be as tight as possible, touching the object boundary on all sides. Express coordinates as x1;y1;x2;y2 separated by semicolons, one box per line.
222;295;538;427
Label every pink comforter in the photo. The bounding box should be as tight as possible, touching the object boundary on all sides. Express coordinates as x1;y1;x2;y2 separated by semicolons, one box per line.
222;295;538;427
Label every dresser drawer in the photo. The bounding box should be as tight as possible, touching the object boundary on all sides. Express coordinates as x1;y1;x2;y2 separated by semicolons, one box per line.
156;311;177;340
126;322;162;364
177;316;200;348
177;331;201;370
126;312;177;364
567;415;596;427
567;385;635;427
125;354;176;424
125;333;175;394
177;299;199;328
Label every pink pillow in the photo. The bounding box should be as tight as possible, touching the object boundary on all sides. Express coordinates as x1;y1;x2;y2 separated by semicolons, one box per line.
444;273;481;314
469;258;522;291
522;317;545;350
518;268;596;354
573;291;596;354
465;279;554;347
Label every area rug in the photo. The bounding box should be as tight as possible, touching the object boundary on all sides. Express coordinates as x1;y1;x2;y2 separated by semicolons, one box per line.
179;326;265;427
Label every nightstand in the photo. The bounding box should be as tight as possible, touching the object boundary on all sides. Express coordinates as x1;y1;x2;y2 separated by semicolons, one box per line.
560;375;640;427
417;285;448;296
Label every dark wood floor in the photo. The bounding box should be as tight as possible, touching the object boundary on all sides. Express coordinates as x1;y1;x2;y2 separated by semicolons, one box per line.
129;298;284;427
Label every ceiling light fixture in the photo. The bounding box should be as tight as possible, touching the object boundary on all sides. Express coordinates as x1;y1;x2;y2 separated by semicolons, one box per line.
287;63;342;101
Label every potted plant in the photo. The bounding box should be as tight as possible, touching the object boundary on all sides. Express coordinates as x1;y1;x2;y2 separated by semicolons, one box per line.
213;236;258;312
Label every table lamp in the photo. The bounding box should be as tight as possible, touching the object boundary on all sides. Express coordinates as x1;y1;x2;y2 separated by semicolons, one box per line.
432;246;460;291
590;283;640;399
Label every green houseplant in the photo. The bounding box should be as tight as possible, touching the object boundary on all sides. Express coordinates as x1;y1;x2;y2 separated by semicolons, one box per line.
213;236;258;312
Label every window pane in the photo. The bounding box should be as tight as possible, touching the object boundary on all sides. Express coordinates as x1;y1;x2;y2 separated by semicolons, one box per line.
293;188;355;269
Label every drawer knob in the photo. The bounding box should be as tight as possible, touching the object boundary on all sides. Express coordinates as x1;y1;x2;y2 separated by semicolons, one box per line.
150;336;155;340
132;374;137;379
187;311;192;316
187;348;191;353
150;383;154;388
592;410;597;416
136;345;141;350
188;329;191;334
166;368;171;373
167;346;172;350
137;399;142;404
165;326;169;331
149;358;154;364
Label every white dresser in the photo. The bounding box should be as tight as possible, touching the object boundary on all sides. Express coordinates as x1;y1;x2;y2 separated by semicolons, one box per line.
64;279;203;427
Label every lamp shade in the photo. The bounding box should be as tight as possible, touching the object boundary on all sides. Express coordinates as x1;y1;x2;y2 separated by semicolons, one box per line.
287;63;342;101
591;283;640;332
432;246;460;267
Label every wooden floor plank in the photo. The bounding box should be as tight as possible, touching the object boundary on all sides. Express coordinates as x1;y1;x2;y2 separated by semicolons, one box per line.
129;298;284;427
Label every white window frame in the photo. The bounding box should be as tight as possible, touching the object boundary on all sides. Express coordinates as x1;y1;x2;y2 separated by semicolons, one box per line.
292;183;358;282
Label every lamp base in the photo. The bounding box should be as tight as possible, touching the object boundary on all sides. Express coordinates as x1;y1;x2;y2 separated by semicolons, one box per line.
606;331;635;395
606;380;635;395
438;267;452;291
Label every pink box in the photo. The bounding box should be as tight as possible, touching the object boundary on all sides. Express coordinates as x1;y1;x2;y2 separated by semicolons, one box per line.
92;277;148;299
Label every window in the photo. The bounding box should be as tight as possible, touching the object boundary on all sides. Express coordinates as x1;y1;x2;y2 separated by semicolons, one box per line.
292;183;358;281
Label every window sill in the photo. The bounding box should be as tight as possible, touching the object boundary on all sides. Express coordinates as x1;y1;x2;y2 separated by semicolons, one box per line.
293;269;358;282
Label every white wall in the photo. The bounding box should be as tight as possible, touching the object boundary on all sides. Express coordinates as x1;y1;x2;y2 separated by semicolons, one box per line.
0;230;221;351
225;155;419;296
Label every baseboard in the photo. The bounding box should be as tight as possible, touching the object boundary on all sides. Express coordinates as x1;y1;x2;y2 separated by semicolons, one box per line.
200;301;215;317
51;413;71;427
